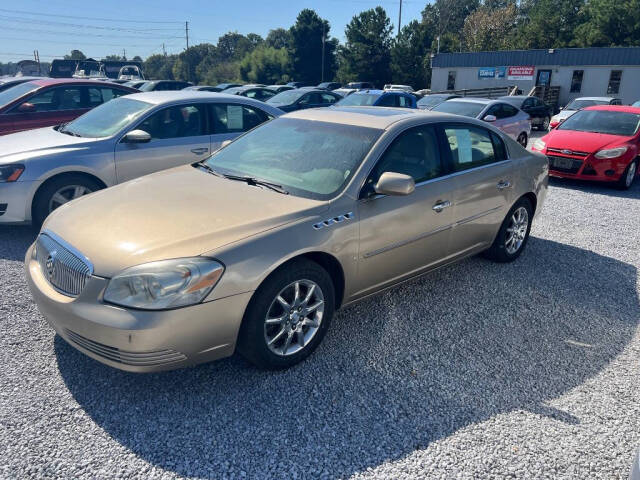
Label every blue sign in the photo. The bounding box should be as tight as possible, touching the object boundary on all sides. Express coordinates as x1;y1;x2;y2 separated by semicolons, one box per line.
496;66;506;79
478;67;495;79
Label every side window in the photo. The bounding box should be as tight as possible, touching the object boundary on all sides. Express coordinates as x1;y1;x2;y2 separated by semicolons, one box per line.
102;88;127;102
365;125;443;193
321;93;338;104
499;104;518;118
88;88;103;107
397;96;410;108
298;93;313;105
244;90;258;99
570;70;584;93
376;95;395;107
522;99;534;109
444;126;499;172
490;132;508;161
485;104;501;118
211;104;267;133
19;87;83;112
607;70;622;94
138;104;207;139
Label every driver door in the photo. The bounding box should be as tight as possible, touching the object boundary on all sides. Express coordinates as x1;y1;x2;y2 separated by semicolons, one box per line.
114;103;210;183
355;124;457;297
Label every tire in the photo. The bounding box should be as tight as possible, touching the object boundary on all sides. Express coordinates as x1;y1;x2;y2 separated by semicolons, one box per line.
237;259;335;370
616;159;637;190
540;116;550;131
483;197;533;263
32;174;102;227
517;132;528;148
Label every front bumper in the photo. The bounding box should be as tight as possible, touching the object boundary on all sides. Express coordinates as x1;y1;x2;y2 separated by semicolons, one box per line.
545;152;633;182
0;180;38;224
25;244;253;372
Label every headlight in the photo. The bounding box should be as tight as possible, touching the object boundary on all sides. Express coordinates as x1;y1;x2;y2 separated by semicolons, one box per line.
104;257;224;310
594;146;628;159
0;164;25;182
532;139;546;151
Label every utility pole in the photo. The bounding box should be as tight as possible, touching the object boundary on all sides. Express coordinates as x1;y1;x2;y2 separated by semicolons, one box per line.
398;0;403;36
122;48;126;61
162;43;166;56
33;50;41;75
321;22;326;83
185;21;189;50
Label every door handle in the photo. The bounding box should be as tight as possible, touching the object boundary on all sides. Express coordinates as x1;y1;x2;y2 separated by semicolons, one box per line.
497;180;512;190
191;147;209;155
432;200;451;212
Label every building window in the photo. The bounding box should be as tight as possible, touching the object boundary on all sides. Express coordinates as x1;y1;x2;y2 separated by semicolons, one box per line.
570;70;583;93
607;70;622;94
447;71;456;90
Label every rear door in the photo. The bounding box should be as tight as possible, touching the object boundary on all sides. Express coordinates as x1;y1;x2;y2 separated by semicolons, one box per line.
114;102;210;183
441;124;513;257
209;103;273;151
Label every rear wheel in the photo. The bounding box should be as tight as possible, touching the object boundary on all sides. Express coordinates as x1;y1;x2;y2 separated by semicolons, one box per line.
32;175;102;227
616;159;637;190
541;116;550;131
237;259;335;369
517;132;528;148
483;197;533;263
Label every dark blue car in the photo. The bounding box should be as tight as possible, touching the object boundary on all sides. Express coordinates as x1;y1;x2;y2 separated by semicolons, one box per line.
334;89;416;109
266;88;342;112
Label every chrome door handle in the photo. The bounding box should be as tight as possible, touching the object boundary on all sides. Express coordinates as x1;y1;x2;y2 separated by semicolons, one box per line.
432;200;451;212
191;147;209;155
497;180;511;190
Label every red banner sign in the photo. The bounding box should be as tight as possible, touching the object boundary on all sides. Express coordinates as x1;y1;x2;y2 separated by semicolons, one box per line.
507;66;535;80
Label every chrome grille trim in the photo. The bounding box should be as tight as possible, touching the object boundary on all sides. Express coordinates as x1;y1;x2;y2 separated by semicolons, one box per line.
36;231;93;297
547;147;589;158
64;329;187;367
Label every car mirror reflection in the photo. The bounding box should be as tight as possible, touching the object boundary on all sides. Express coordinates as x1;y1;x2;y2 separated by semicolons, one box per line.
122;129;151;144
374;172;415;196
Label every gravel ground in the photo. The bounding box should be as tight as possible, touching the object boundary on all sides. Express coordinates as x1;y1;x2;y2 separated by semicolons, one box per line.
1;176;639;479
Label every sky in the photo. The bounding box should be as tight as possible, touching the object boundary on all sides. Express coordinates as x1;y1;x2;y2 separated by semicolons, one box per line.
0;0;426;63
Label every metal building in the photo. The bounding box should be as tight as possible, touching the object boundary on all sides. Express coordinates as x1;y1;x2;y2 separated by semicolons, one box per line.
430;47;640;106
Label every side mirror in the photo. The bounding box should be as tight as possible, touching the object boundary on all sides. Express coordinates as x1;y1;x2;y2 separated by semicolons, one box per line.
17;102;36;113
221;139;232;148
122;129;151;144
483;114;497;122
374;172;415;196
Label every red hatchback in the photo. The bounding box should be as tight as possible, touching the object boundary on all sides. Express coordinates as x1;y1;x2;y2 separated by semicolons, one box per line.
532;105;640;189
0;78;136;136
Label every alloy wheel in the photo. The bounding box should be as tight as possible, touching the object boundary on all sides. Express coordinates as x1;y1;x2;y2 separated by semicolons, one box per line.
264;279;324;356
505;206;529;255
626;161;637;188
542;116;550;130
48;185;92;213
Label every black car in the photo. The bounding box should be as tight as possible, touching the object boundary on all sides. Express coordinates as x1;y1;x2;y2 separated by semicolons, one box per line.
224;86;277;102
267;85;294;93
215;83;242;91
499;95;553;130
316;82;341;91
346;81;375;90
417;93;460;110
184;85;223;92
266;88;342;112
139;80;193;92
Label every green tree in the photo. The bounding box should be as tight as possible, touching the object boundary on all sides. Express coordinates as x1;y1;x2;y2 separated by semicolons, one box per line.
239;46;291;84
104;54;125;61
515;0;583;48
390;20;433;88
64;49;86;60
217;32;255;61
172;43;215;82
265;28;291;49
422;0;480;52
338;7;393;86
574;0;640;46
289;9;337;83
143;53;177;80
463;3;518;51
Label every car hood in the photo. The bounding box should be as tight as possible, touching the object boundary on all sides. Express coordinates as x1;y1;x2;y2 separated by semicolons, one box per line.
0;127;102;163
43;165;327;277
545;129;633;153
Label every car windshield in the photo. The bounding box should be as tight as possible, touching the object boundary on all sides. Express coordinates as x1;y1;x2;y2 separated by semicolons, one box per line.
336;93;380;106
60;97;152;138
557;110;640;136
432;100;486;117
417;96;448;108
565;99;609;110
267;90;303;104
0;81;39;107
203;117;382;200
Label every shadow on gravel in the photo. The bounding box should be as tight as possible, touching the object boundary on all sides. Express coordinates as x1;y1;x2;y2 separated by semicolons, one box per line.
56;237;639;479
549;176;640;199
0;226;36;261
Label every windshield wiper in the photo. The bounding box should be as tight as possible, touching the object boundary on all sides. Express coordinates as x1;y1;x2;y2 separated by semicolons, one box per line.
196;161;224;177
59;125;81;137
221;174;289;194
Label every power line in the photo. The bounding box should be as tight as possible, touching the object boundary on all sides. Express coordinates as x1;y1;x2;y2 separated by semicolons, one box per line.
0;36;166;48
0;7;183;24
0;14;182;33
0;23;183;40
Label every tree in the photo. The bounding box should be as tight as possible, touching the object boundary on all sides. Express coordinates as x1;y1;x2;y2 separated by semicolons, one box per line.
64;50;86;60
289;9;337;83
217;32;255;61
239;46;291;84
574;0;640;46
338;7;393;86
132;56;143;62
515;0;583;49
463;4;518;51
265;28;291;49
390;20;433;88
422;0;480;52
104;54;125;61
172;43;215;82
143;53;177;80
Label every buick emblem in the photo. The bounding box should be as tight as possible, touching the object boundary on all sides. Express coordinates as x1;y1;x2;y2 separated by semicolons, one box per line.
45;252;56;279
561;149;573;155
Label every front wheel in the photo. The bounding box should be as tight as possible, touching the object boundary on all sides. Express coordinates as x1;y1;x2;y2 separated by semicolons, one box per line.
237;259;335;369
541;116;550;131
483;197;533;263
616;159;637;190
32;175;102;227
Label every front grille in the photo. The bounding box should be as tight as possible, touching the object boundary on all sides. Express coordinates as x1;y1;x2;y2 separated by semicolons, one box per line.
547;148;589;158
64;329;187;367
547;155;583;174
35;233;92;297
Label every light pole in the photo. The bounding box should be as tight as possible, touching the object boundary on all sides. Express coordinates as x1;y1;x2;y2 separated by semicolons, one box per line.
321;22;326;82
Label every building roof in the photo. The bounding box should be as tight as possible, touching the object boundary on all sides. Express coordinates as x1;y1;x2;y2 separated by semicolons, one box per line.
431;47;640;68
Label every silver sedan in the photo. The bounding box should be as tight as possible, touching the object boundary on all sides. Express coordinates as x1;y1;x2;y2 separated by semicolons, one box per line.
0;91;283;225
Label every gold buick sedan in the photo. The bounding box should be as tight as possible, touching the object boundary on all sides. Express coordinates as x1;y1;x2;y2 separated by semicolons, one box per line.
25;107;548;371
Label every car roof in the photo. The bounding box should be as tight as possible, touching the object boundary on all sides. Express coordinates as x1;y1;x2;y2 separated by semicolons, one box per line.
285;106;445;129
30;78;130;87
575;96;617;101
124;90;268;105
584;105;640;113
445;97;495;105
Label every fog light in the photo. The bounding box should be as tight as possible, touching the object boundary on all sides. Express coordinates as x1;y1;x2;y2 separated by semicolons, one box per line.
605;169;615;176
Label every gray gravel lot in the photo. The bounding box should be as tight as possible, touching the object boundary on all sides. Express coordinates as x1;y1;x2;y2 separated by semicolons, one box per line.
1;175;639;479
